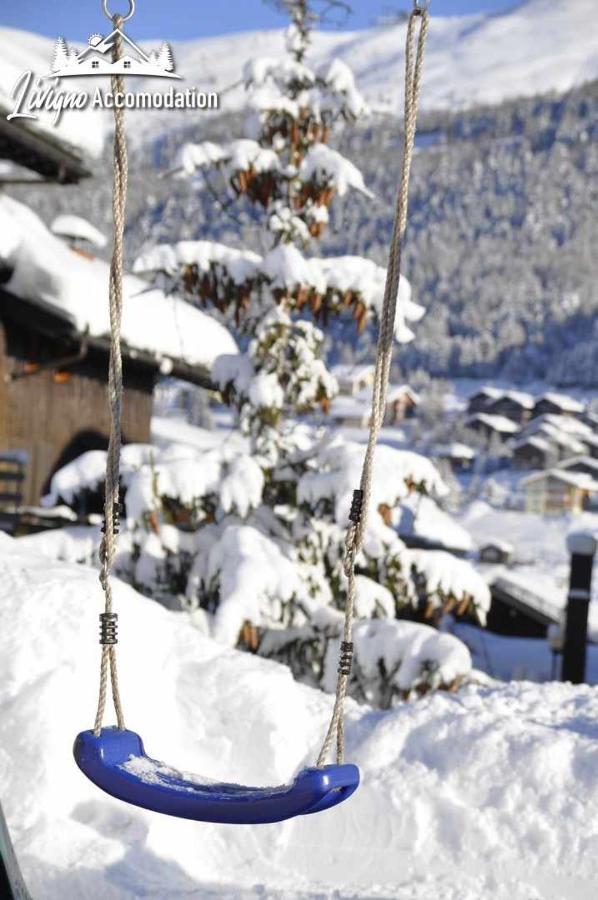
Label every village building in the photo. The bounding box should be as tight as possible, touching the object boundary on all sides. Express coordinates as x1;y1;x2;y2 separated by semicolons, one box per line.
521;469;598;515
532;392;585;419
0;118;236;511
479;540;514;565
328;382;419;429
512;434;557;470
466;386;504;415
466;412;519;442
557;456;598;479
330;364;374;397
434;442;476;472
484;390;534;424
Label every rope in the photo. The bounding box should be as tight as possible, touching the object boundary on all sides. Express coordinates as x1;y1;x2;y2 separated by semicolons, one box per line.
93;15;128;736
316;6;429;767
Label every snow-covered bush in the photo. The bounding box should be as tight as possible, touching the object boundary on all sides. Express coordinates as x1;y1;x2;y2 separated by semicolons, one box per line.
28;1;491;706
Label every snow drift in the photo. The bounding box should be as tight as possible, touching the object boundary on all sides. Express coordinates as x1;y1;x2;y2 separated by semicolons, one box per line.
2;536;598;899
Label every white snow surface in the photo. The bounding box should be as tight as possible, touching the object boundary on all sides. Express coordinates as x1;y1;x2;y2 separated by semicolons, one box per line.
50;214;107;248
2;0;596;148
0;196;238;371
3;536;598;899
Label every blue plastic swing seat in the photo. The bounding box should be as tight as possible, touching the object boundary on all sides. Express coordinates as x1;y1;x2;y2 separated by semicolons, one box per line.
74;728;360;824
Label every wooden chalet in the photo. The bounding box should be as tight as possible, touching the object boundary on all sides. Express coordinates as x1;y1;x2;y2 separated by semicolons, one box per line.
0;118;232;513
466;386;503;415
521;469;598;515
485;390;534;425
532;393;585;419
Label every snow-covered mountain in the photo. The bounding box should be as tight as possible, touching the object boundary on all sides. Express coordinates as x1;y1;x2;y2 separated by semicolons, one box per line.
0;0;596;152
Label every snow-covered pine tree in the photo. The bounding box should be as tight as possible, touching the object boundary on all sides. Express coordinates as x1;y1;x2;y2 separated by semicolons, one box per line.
125;0;491;700
52;37;69;73
157;42;175;73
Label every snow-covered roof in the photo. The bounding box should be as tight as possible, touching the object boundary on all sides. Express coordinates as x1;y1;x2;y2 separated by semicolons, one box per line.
512;434;553;453
328;396;368;421
535;392;585;414
522;413;593;438
499;390;535;409
0;33;104;159
50;214;107;248
330;363;374;384
435;443;476;460
468;413;519;434
0;196;237;374
558;456;598;474
469;386;503;401
521;469;598;491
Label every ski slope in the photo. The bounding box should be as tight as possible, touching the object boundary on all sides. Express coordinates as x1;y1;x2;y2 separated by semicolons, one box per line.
0;0;596;152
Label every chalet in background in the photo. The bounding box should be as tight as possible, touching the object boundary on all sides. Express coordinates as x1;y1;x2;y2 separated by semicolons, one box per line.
0;116;234;515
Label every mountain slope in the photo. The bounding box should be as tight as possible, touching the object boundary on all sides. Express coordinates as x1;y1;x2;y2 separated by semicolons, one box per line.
0;0;597;149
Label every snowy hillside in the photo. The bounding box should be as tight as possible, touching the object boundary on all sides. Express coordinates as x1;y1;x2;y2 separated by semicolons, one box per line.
2;535;598;899
1;0;597;148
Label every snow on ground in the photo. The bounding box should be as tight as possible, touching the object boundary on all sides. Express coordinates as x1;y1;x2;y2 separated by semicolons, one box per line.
3;535;598;899
454;622;598;686
1;0;597;148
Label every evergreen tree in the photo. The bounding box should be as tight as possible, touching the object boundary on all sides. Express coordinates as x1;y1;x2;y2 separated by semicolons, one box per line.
126;0;490;701
52;37;69;73
157;42;175;73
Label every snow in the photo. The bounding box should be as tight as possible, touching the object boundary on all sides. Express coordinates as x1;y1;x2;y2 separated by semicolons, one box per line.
298;439;447;529
299;143;373;198
0;29;104;158
537;392;585;414
134;239;261;285
42;445;155;507
0;196;238;371
176;139;280;177
353;617;471;695
2;0;597;149
469;413;520;435
134;242;422;344
50;214;107;249
398;495;474;554
406;548;491;622
4;536;598;898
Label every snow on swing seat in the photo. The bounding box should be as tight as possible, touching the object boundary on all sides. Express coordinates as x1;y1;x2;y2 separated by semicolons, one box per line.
74;728;359;825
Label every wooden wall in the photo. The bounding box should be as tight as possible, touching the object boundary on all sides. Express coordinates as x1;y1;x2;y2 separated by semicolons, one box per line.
0;320;154;505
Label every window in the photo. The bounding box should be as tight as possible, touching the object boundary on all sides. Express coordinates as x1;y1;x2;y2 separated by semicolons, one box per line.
91;60;99;69
123;60;131;69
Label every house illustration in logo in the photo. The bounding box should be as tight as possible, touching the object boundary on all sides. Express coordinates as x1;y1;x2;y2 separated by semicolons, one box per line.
51;28;181;79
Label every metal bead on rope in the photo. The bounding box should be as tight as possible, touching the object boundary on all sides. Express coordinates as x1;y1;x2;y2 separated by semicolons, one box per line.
315;2;429;768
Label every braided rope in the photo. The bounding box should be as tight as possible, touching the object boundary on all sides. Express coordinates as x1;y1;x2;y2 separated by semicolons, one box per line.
93;15;128;736
316;7;429;767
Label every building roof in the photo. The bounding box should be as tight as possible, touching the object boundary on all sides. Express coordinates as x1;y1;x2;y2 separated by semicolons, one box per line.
512;434;553;453
0;196;237;384
51;214;107;248
435;442;476;460
535;392;585;414
468;386;504;402
558;456;598;475
468;413;519;434
489;389;535;410
520;468;598;491
328;395;369;420
0;116;91;185
330;364;374;384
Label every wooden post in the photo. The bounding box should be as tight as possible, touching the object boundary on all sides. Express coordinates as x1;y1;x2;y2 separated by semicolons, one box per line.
561;532;596;684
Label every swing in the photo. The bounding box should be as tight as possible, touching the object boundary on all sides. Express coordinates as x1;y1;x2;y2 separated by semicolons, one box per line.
74;0;429;824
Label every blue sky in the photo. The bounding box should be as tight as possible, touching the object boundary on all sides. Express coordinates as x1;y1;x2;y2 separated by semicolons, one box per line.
2;1;511;40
